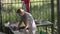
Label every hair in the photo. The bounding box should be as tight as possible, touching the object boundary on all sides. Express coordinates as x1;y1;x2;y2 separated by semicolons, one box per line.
16;9;21;13
16;8;25;14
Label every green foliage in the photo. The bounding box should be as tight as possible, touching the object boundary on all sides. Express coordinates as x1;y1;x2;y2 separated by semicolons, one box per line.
2;11;21;23
1;0;57;23
31;2;51;20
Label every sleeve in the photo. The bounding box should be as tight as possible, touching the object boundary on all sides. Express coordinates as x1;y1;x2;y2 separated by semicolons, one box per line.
26;15;30;21
24;15;30;28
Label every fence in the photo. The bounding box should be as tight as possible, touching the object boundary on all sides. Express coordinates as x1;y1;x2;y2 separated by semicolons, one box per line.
0;0;58;34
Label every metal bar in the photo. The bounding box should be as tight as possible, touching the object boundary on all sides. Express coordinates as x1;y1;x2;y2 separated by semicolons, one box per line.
0;0;1;23
0;0;3;32
1;2;22;4
51;0;54;34
51;24;53;34
30;1;51;3
1;1;50;4
57;0;60;34
46;26;47;34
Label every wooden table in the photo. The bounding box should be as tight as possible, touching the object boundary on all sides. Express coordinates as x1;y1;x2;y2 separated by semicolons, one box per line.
35;20;53;34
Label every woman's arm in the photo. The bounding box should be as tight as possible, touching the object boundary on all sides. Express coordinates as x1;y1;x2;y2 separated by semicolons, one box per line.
24;19;30;30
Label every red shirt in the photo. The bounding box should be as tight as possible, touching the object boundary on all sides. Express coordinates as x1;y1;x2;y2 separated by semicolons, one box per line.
21;0;30;4
21;0;30;12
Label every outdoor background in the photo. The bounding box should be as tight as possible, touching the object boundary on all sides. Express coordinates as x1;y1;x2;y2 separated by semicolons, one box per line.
1;0;57;34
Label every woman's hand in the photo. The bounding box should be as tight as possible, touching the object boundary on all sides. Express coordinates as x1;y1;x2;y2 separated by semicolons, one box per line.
24;26;29;30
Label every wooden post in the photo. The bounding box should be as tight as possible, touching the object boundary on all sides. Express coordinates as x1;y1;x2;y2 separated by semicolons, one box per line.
57;0;60;34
